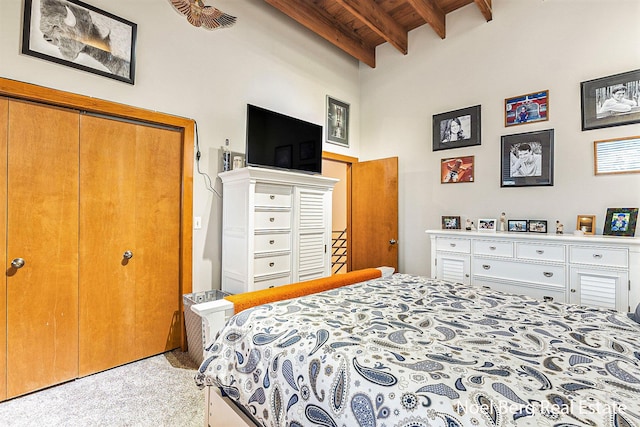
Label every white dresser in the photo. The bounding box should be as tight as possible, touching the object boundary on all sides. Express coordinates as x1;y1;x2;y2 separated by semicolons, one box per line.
426;229;640;312
220;167;337;294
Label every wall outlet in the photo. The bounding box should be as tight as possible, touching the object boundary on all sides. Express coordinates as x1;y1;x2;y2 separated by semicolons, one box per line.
194;216;202;230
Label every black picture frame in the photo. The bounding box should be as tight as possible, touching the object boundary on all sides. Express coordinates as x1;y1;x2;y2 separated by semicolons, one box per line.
500;129;554;187
441;216;461;230
22;0;137;84
581;69;640;131
326;96;349;147
507;220;528;232
603;208;638;237
432;105;481;151
528;220;548;233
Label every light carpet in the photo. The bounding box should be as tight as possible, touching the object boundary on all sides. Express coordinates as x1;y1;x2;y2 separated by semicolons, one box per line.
0;350;205;427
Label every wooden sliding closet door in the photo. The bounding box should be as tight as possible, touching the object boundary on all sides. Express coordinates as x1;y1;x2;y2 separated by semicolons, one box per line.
79;115;181;376
0;98;7;401
6;100;79;398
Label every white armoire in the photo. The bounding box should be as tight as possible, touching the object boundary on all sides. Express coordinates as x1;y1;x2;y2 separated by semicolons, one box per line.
220;167;337;294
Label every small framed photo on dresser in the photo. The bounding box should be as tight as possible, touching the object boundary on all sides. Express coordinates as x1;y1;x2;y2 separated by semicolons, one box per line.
508;220;528;232
528;220;548;233
442;216;462;229
478;218;496;232
603;208;638;237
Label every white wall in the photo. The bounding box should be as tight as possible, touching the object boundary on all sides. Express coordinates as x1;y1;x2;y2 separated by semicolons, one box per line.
359;0;640;275
0;0;361;292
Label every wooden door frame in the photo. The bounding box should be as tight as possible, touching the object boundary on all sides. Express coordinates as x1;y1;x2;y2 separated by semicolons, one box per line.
322;151;358;273
0;78;194;348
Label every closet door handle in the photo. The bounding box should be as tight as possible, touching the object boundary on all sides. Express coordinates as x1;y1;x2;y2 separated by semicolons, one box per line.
11;258;25;269
123;251;133;260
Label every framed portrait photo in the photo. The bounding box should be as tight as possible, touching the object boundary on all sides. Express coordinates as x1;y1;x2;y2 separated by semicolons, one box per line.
432;105;481;151
500;129;554;187
442;216;461;230
508;219;528;232
505;90;549;127
478;218;496;232
603;208;638;237
22;0;137;84
528;220;548;233
440;155;474;183
581;69;640;131
326;96;350;147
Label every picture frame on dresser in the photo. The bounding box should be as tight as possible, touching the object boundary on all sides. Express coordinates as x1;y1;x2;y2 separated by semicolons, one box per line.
581;69;640;131
432;105;481;151
603;208;638;237
501;129;554;187
576;215;596;234
528;220;548;233
442;216;461;229
508;219;528;232
478;218;496;232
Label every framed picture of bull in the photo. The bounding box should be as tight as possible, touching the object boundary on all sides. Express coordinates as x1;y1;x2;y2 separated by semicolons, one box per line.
22;0;137;84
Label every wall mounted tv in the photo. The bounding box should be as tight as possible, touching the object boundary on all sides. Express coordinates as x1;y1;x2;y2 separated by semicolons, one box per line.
246;104;323;174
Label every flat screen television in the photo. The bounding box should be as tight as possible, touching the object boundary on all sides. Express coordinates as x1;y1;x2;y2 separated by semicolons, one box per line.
246;104;323;174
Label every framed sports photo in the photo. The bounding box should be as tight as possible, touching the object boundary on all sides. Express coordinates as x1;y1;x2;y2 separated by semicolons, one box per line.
440;156;474;183
432;105;481;151
581;69;640;131
501;129;554;187
603;208;638;237
508;219;528;232
505;90;549;127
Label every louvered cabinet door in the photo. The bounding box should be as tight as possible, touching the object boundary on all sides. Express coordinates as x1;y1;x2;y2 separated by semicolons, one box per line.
0;98;7;401
294;188;331;282
570;267;628;312
6;100;79;398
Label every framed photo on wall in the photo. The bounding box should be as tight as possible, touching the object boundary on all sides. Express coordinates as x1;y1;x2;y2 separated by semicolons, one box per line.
581;69;640;131
440;156;474;183
603;208;638;237
22;0;137;84
500;129;554;187
505;90;549;127
326;96;350;147
432;105;481;151
594;136;640;175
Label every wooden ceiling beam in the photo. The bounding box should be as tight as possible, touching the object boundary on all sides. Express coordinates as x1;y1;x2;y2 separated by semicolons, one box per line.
264;0;376;67
405;0;446;39
334;0;408;55
473;0;492;21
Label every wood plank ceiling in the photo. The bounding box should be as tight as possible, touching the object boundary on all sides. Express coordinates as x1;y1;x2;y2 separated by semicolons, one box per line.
263;0;492;68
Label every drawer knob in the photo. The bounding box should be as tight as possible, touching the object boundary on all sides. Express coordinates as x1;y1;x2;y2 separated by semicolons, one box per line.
543;272;553;277
543;296;554;302
482;264;491;270
450;243;456;247
269;262;275;267
536;250;544;254
270;195;275;200
269;217;275;222
593;254;603;259
570;288;576;293
489;246;496;250
269;240;275;244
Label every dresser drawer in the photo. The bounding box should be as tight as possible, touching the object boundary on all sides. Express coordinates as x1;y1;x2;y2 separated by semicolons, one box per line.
473;258;565;287
252;274;293;291
254;253;291;277
476;278;566;303
570;246;627;268
255;210;291;230
255;184;292;208
436;237;471;253
516;242;565;262
474;240;513;257
254;232;291;253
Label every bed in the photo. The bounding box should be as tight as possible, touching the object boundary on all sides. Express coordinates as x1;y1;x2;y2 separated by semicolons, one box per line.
195;271;640;427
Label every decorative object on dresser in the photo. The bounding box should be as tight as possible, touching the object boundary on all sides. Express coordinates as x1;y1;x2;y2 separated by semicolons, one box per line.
478;218;496;232
555;220;564;234
426;229;640;313
219;167;337;295
326;96;350;147
500;129;554;187
508;219;528;232
581;69;640;131
577;214;596;234
22;0;137;84
441;215;461;229
440;156;474;183
528;220;548;233
505;89;549;127
603;207;638;237
432;105;481;151
594;135;640;175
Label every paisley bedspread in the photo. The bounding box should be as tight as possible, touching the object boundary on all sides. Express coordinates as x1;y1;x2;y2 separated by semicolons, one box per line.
195;274;640;427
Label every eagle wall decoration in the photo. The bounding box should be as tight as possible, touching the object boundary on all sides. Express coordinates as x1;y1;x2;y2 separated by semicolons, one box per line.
169;0;237;30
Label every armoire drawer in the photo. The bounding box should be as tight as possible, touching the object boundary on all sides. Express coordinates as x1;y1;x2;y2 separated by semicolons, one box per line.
254;210;292;230
252;274;293;291
570;246;627;268
436;237;471;253
254;253;291;276
474;240;513;257
473;258;565;287
516;242;565;262
254;232;291;253
255;184;292;208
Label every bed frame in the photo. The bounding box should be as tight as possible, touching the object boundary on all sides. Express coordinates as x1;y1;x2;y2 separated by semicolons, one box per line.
192;267;395;427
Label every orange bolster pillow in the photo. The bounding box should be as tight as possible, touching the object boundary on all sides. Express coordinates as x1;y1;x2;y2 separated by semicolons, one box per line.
224;268;382;313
